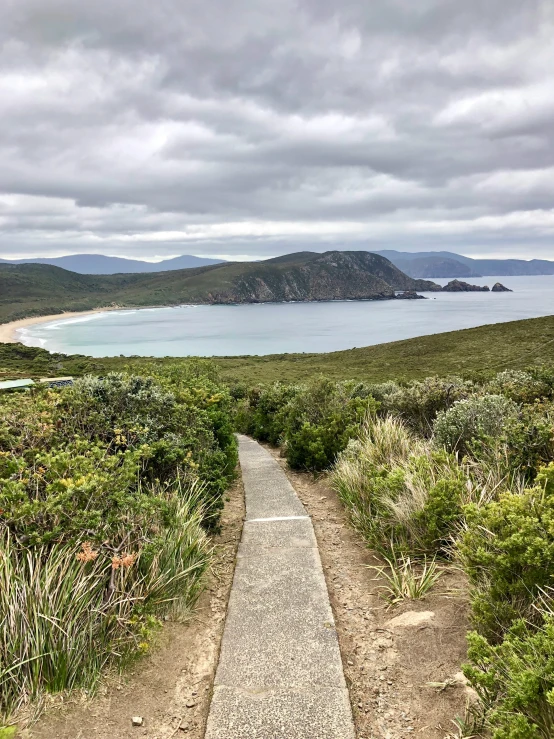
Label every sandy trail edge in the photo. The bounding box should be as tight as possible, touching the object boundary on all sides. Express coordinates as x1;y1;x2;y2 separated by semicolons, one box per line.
0;308;124;344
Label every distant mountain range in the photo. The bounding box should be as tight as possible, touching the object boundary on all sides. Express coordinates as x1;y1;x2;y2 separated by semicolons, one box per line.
372;250;554;278
1;249;553;277
0;253;224;274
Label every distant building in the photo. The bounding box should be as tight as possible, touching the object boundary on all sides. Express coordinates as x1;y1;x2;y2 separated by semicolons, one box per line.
0;379;35;392
39;377;74;388
0;377;74;392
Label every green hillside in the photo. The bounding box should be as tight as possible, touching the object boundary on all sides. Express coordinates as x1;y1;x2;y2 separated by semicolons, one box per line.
2;315;554;385
0;251;438;324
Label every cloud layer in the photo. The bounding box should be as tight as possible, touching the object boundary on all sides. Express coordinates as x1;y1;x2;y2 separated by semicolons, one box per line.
1;0;554;260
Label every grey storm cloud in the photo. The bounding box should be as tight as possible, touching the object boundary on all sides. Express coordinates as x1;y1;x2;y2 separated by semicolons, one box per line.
1;0;554;260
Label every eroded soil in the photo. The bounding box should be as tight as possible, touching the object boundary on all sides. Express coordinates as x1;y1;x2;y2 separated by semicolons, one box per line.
266;445;472;739
29;475;245;739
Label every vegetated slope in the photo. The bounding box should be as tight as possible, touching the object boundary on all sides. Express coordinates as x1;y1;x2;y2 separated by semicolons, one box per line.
0;366;237;726
469;257;554;275
91;250;438;305
3;315;554;387
0;263;102;299
0;263;116;323
0;253;224;274
0;251;438;323
211;314;554;384
236;367;554;737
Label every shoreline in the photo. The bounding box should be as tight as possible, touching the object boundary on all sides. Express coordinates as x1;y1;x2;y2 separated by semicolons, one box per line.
0;295;422;346
0;307;123;344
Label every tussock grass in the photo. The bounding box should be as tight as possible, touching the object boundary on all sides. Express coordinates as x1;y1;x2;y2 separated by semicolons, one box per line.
332;416;470;557
0;484;211;724
371;554;441;605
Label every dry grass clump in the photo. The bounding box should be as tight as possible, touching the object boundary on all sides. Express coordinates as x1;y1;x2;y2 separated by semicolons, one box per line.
332;416;469;559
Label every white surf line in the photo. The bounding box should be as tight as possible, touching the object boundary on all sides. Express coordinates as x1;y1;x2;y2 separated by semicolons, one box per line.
245;515;310;523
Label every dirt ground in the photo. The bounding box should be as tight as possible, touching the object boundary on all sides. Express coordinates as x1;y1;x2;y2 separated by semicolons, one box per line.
266;446;472;739
29;475;245;739
28;446;472;739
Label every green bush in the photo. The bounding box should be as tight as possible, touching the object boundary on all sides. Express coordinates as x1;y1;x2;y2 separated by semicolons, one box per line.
237;382;300;445
433;394;519;456
486;370;551;405
457;463;554;641
282;378;377;471
363;380;401;403
501;402;554;481
382;376;474;436
464;620;554;739
0;373;237;540
235;378;377;471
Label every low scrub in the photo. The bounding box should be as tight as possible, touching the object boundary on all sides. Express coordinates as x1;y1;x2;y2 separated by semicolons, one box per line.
321;375;554;735
0;367;235;725
380;376;474;436
465;619;554;739
485;369;553;405
458;463;554;642
433;394;519;457
237;377;377;471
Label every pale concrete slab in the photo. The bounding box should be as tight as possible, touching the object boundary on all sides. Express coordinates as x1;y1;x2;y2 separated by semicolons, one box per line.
205;686;355;739
242;478;307;520
237;439;307;521
205;435;355;738
239;518;315;554
214;549;344;688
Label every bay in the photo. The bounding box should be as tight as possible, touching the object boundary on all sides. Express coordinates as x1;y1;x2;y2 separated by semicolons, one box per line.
18;275;554;357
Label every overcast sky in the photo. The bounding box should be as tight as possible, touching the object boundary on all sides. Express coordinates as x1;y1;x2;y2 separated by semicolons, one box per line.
1;0;554;261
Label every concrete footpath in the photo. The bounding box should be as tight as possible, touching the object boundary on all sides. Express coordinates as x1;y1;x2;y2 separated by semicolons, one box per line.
204;435;355;739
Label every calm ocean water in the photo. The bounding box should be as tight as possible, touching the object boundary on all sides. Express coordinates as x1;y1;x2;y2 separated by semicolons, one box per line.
18;275;554;357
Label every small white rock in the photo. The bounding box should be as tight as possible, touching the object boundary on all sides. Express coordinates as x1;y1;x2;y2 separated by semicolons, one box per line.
131;716;144;727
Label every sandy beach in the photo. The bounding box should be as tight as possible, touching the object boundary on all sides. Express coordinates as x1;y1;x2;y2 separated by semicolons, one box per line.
0;308;118;344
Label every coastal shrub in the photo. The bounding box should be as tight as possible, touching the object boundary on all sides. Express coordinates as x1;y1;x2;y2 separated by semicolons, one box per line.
242;382;300;445
61;373;236;501
501;402;554;481
457;463;554;641
332;416;468;556
381;376;474;436
363;380;401;404
464;620;554;739
0;367;235;723
235;378;377;470
282;378;377;470
486;369;551;405
0;441;162;546
433;394;519;456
